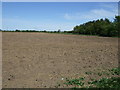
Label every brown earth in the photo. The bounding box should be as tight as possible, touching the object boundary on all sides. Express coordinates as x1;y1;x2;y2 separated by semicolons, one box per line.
2;32;118;88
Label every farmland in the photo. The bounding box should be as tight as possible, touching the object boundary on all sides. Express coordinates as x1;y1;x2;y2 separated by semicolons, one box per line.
2;32;118;88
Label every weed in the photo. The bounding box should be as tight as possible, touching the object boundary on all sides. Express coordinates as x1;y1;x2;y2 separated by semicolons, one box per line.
64;77;85;87
88;77;120;88
109;68;120;75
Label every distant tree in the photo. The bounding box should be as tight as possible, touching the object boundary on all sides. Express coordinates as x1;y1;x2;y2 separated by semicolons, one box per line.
114;16;120;23
43;30;46;32
114;16;120;37
58;29;61;33
105;18;110;23
54;31;57;33
15;29;20;32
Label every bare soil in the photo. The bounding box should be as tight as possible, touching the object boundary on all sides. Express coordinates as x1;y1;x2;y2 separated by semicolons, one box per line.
2;32;118;88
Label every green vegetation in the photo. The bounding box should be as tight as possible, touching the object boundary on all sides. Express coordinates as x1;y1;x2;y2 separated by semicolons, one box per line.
109;68;120;75
64;77;85;87
88;77;120;88
62;67;120;88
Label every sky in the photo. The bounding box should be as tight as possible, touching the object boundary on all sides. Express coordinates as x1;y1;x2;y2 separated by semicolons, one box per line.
2;2;118;31
0;1;2;30
2;0;120;2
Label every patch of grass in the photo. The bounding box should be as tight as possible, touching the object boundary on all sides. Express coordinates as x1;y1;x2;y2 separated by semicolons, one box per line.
109;68;120;75
64;77;85;87
88;77;120;88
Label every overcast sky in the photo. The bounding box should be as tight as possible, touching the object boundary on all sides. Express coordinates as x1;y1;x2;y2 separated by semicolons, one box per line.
2;2;118;31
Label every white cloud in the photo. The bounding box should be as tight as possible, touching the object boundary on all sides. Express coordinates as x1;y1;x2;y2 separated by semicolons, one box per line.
90;9;117;18
64;8;117;22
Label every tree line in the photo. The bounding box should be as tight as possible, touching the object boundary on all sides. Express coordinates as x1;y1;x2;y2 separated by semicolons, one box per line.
1;16;120;37
71;16;120;37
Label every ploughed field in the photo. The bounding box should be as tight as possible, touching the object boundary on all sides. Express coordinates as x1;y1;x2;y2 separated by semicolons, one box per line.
2;32;118;88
